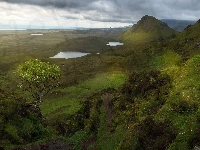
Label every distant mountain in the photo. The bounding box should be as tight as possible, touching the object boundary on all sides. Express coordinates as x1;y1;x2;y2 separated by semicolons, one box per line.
161;19;197;32
119;15;177;44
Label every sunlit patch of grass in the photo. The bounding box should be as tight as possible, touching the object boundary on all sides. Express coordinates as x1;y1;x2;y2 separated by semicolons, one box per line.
79;72;127;91
153;50;182;70
41;97;81;117
41;72;127;118
154;54;200;148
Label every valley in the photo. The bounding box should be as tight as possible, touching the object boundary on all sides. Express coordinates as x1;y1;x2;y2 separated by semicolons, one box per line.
1;15;200;150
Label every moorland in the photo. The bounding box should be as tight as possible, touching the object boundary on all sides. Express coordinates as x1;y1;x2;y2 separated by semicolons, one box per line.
1;15;200;150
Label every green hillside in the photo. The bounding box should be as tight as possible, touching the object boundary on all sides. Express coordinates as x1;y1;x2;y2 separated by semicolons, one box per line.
119;15;177;44
168;19;200;57
72;18;200;150
2;16;200;150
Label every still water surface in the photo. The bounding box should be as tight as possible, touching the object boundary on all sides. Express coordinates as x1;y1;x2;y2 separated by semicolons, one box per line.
50;52;90;59
106;42;124;46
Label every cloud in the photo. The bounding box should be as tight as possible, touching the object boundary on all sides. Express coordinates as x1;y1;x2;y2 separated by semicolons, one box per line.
0;0;82;8
0;0;199;28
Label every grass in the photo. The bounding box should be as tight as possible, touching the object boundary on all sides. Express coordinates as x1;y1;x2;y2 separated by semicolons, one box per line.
119;15;177;44
0;28;128;149
41;72;127;119
153;50;182;70
152;54;200;149
55;36;113;53
88;124;126;150
66;130;92;150
2;19;200;149
0;29;101;61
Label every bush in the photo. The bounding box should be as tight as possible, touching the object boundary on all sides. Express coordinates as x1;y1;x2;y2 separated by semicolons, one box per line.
120;70;171;99
134;116;177;150
0;89;51;148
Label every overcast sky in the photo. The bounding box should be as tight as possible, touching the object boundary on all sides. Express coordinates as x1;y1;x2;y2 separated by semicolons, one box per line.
0;0;199;29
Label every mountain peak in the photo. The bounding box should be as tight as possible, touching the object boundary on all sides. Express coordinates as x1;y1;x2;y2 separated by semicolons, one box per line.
119;15;177;43
132;15;169;32
140;15;156;21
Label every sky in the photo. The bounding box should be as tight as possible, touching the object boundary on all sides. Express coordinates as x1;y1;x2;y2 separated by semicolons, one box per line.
0;0;199;29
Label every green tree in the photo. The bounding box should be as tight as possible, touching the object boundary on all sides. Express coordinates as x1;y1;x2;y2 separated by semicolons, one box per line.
17;59;61;105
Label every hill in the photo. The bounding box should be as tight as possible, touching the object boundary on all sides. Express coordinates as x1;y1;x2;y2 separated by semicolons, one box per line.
71;19;200;149
167;19;200;57
119;15;177;44
2;15;200;150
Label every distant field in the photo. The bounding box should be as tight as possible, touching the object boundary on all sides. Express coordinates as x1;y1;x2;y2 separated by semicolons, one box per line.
0;28;125;63
0;28;129;149
0;30;93;60
0;29;127;119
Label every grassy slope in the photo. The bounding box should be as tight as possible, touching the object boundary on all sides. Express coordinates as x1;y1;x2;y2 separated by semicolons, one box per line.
0;29;129;149
2;18;200;150
93;20;200;149
168;20;200;57
66;19;200;150
41;72;127;120
38;19;200;150
119;15;177;44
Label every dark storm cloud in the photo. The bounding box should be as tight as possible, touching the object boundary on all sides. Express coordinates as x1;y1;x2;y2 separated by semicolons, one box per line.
0;0;85;8
0;0;199;23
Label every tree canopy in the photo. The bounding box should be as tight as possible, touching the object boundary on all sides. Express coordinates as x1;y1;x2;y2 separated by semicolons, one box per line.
17;59;61;103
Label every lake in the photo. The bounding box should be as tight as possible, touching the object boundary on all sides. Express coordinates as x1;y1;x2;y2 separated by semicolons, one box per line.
31;34;43;35
50;52;90;59
107;42;124;46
